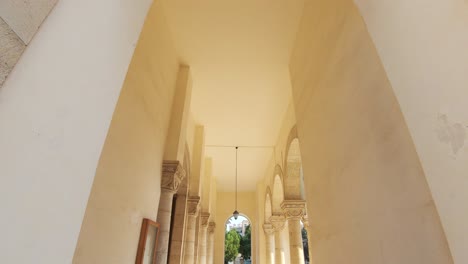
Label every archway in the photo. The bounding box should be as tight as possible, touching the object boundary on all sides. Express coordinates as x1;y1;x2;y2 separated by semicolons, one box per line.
284;129;309;264
224;214;252;264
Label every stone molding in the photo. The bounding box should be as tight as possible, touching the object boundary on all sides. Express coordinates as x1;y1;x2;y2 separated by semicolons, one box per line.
302;214;310;228
200;212;211;227
281;200;306;220
269;214;286;232
263;223;275;235
187;196;201;217
208;222;216;233
161;160;186;194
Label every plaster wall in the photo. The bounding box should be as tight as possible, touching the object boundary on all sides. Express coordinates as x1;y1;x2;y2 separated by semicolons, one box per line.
353;1;468;262
215;192;258;264
289;0;453;263
0;0;153;262
72;2;179;263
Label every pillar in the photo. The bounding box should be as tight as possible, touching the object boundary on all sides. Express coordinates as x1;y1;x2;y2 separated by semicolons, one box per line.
270;214;286;264
197;212;210;264
263;223;275;264
168;192;188;264
207;222;216;264
302;215;313;264
282;200;306;264
184;196;200;264
155;161;186;264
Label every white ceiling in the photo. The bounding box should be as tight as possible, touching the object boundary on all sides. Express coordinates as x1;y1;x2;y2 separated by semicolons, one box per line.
162;0;305;191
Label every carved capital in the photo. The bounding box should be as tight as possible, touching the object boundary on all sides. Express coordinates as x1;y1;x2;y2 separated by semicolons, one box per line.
263;223;275;235
208;222;216;233
269;214;286;232
200;212;211;227
161;160;186;194
187;196;200;217
281;200;306;220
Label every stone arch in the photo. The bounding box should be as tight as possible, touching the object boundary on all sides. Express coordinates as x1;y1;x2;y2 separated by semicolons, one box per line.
264;187;273;221
224;213;253;261
271;165;285;214
284;126;304;200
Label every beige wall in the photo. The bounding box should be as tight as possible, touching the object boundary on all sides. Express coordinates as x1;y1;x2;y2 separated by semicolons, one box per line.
215;192;258;264
289;0;453;263
73;2;179;263
0;0;153;262
354;1;468;262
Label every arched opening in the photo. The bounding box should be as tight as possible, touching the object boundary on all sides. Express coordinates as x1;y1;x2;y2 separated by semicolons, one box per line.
224;214;252;264
271;167;285;214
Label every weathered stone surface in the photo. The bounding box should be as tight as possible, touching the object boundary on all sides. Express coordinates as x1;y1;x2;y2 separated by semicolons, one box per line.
162;160;186;193
0;18;25;87
0;0;58;44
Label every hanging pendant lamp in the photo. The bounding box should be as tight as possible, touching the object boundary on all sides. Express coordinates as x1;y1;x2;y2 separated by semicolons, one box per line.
233;146;240;220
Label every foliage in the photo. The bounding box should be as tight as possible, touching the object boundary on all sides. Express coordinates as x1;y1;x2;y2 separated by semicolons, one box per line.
302;228;309;262
239;225;252;259
225;229;241;263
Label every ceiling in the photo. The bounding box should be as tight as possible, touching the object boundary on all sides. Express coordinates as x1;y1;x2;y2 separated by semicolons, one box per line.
162;0;305;191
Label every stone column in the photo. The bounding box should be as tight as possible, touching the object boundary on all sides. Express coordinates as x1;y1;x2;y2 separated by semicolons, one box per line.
302;215;313;263
207;222;216;264
270;214;286;264
282;200;306;264
168;193;188;264
184;196;200;264
197;212;210;264
155;161;186;264
263;223;275;264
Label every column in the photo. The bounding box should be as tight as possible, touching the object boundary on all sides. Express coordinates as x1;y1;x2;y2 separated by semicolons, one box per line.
302;215;313;264
197;212;210;264
184;196;200;264
168;193;188;264
270;214;286;264
263;223;275;264
155;161;186;263
207;222;216;264
281;200;306;264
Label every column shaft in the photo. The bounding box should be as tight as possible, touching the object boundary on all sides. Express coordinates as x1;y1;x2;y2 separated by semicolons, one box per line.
183;196;200;264
183;215;198;264
197;212;210;264
288;218;305;264
263;224;275;264
155;190;176;263
207;222;216;264
169;194;188;264
274;229;285;264
270;215;286;264
197;226;208;264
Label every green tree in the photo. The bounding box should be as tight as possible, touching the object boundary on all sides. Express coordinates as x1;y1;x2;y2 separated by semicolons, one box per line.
239;225;251;260
225;229;240;263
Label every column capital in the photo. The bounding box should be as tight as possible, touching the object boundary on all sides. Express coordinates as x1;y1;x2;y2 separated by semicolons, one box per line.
281;200;306;220
269;214;286;231
263;223;275;235
208;222;216;233
200;212;211;227
187;196;200;217
161;160;186;194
